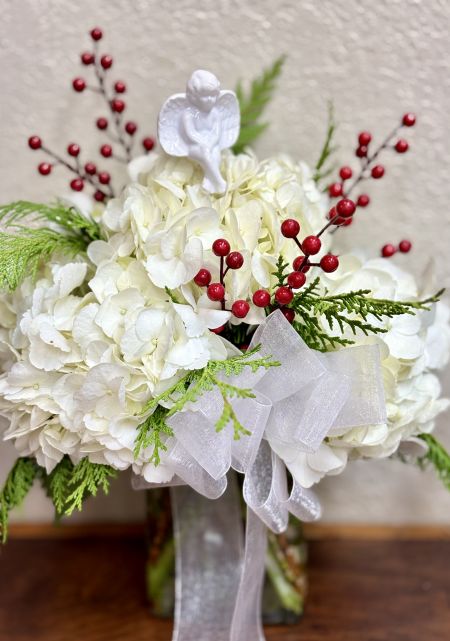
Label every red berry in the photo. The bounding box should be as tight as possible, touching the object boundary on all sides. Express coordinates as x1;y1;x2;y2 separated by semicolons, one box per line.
114;81;126;93
211;324;226;334
329;182;343;198
357;194;370;208
111;98;125;113
96;117;108;130
281;308;295;324
371;165;385;179
142;137;155;151
81;52;95;65
100;144;112;158
125;121;137;135
341;217;353;227
302;235;322;255
70;178;84;191
253;290;271;307
339;166;353;181
67;143;80;157
94;190;106;202
287;271;306;289
358;131;372;146
28;135;42;150
381;243;396;258
356;145;368;158
232;300;250;318
90;27;103;41
275;286;293;305
402;113;416;127
100;54;113;69
281;218;300;238
72;77;86;92
293;256;311;273
226;251;244;270
207;283;225;302
194;268;212;287
38;162;51;176
84;162;96;175
98;171;110;185
336;198;356;218
399;239;412;253
395;139;409;153
320;254;339;273
212;238;231;257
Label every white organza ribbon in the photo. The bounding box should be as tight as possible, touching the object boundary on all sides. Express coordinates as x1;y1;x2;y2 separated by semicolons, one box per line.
134;310;387;640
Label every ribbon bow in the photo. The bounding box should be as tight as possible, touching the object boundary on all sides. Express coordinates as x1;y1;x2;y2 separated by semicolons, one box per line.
134;310;386;640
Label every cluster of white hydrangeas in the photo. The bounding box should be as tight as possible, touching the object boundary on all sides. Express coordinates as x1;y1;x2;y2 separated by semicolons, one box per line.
285;255;450;487
0;151;329;478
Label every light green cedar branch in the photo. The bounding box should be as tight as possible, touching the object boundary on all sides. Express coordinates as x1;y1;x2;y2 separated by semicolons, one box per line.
0;200;102;242
0;228;86;291
62;458;117;516
134;346;280;461
418;434;450;491
233;56;286;154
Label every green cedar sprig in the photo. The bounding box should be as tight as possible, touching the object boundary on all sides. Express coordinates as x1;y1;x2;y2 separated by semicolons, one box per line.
418;434;450;491
0;228;86;292
0;200;102;292
313;102;337;186
233;56;286;154
284;272;442;352
0;455;117;542
0;201;102;242
134;346;280;462
0;457;40;543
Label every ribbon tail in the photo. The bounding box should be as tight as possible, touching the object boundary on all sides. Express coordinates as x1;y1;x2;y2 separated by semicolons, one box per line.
230;506;267;641
171;474;243;641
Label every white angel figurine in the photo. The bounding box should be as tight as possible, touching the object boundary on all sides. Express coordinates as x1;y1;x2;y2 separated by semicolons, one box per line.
158;70;240;194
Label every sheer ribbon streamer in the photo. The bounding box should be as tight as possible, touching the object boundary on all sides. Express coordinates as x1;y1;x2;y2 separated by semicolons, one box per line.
134;310;386;640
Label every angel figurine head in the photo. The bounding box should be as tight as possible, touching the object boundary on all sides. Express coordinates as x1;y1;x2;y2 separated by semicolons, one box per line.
186;70;220;112
158;69;240;194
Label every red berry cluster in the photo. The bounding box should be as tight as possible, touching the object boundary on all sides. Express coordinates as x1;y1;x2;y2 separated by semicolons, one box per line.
193;239;249;322
328;113;417;226
28;27;156;202
381;239;412;258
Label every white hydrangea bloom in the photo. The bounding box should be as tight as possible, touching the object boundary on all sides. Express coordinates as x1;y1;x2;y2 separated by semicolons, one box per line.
0;151;329;477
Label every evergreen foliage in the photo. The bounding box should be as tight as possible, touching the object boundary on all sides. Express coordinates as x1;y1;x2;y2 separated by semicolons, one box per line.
0;458;39;543
418;434;450;491
233;56;285;154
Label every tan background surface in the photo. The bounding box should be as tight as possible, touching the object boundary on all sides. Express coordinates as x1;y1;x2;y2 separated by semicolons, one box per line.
1;0;449;523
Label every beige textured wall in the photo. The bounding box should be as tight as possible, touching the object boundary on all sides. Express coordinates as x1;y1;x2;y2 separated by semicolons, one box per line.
1;0;450;524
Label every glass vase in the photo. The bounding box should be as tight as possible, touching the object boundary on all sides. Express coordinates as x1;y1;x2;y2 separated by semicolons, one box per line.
145;488;307;624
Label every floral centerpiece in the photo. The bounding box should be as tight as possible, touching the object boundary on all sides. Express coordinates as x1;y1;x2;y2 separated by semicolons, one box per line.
1;26;449;640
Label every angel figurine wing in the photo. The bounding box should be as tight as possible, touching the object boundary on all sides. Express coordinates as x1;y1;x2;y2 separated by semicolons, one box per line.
157;94;190;156
217;91;240;150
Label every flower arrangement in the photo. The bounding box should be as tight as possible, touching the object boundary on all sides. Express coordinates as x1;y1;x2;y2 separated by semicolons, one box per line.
1;25;450;639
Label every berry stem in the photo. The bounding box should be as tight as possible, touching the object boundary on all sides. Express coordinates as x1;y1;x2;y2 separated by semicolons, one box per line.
40;144;114;198
344;123;401;197
92;42;132;162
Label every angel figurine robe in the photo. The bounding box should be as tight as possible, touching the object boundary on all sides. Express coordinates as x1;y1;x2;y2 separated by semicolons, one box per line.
157;70;240;194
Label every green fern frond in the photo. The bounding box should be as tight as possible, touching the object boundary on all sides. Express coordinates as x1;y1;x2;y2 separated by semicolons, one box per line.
313;102;338;185
0;228;85;291
233;56;286;154
0;200;102;242
418;434;450;491
0;458;39;543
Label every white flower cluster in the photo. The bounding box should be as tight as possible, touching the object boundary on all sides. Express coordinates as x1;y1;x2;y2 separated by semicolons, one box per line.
0;151;329;478
286;255;450;487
